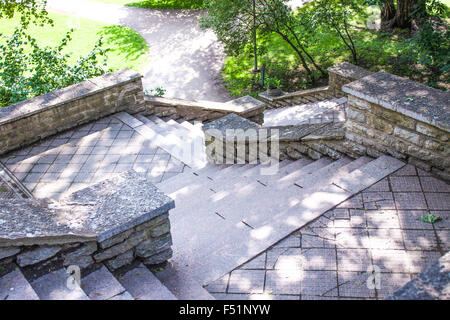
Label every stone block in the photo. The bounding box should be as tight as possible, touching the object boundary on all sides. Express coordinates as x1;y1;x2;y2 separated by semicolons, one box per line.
143;248;173;265
105;249;135;270
16;246;62;267
135;233;172;258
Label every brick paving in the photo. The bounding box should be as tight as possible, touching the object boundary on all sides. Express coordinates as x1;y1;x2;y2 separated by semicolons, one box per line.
205;164;450;300
0;114;186;200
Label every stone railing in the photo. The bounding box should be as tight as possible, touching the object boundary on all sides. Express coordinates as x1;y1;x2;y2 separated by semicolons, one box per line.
0;171;174;272
258;62;373;108
343;71;450;181
0;69;145;155
143;95;266;124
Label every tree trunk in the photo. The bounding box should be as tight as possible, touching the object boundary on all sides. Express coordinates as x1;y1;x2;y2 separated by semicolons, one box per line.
383;0;426;30
380;0;396;28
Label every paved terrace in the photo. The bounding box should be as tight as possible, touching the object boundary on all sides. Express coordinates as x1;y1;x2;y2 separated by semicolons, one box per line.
0;114;186;200
205;164;450;300
1;113;449;300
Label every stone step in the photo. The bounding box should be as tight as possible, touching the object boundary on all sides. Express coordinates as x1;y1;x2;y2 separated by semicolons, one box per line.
163;159;330;219
152;260;215;300
144;116;207;170
118;264;177;300
81;265;131;300
169;156;404;285
30;268;90;300
158;164;228;194
263;97;347;127
0;268;39;300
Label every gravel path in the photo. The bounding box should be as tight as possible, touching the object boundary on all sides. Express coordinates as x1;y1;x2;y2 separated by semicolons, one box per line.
46;0;231;101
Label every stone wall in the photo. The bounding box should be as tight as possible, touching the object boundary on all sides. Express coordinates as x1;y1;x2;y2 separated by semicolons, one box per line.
144;95;266;124
0;171;175;273
343;71;450;181
0;69;145;155
258;62;373;108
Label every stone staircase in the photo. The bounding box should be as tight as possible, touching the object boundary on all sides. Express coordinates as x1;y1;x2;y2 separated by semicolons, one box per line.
1;261;214;300
0;107;406;300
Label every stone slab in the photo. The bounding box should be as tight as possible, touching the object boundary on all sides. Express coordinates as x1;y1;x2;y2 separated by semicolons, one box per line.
31;268;89;300
388;251;450;300
328;62;373;80
119;264;177;300
342;71;450;132
81;265;128;300
0;170;174;247
0;269;39;300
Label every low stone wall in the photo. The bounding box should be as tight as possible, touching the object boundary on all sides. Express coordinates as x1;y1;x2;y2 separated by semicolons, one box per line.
202;113;346;164
258;62;373;108
0;69;145;155
143;95;266;124
343;71;450;181
0;171;174;273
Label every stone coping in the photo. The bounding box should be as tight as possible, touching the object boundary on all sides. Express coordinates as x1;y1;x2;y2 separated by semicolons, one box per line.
202;113;263;142
343;71;450;132
258;86;328;102
0;170;175;247
0;69;142;126
145;95;265;115
328;62;373;80
388;251;450;300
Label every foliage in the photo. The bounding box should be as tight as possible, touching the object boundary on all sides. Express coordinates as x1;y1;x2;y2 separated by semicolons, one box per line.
91;0;204;9
401;20;450;85
308;0;365;63
420;213;442;223
144;87;166;96
265;76;281;89
0;28;109;107
0;0;52;28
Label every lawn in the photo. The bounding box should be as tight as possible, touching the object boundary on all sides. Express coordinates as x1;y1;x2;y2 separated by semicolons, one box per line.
0;12;150;72
90;0;205;9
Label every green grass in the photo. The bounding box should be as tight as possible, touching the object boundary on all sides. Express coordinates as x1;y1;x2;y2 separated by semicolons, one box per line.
222;4;449;97
90;0;205;9
0;12;150;72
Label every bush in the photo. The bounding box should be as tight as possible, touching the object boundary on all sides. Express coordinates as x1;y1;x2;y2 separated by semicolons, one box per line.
0;28;110;107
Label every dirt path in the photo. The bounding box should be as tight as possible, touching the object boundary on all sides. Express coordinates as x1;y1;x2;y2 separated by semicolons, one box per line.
46;0;231;101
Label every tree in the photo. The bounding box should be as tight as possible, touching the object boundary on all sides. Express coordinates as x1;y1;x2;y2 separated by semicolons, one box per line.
0;0;53;28
309;0;363;64
201;0;325;81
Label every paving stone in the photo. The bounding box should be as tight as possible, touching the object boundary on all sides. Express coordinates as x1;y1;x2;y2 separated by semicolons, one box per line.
204;275;229;293
363;191;396;209
364;178;390;192
336;194;364;209
0;269;39;300
265;270;301;295
366;210;400;229
335;228;370;249
402;229;439;251
419;176;450;192
424;193;450;210
228;270;265;294
377;273;412;299
338;271;376;298
368;229;405;249
81;266;126;300
394;192;428;210
240;253;266;270
436;230;449;251
337;249;373;272
389;176;422;192
398;210;434;230
301;248;336;271
430;211;450;230
266;248;303;270
300;270;338;297
109;291;134;300
273;233;301;248
301;228;335;248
